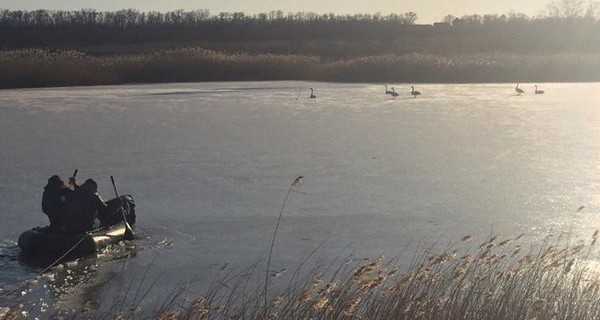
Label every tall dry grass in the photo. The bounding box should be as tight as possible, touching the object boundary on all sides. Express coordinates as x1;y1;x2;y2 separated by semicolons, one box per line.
0;48;320;89
321;53;600;82
4;231;599;319
0;49;117;88
146;231;600;320
2;48;600;88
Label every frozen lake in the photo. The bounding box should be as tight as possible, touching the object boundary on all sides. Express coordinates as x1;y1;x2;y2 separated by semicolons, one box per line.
2;81;600;314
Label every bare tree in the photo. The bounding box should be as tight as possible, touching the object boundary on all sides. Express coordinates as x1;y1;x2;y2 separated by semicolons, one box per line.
443;14;455;25
584;1;600;18
403;12;418;25
547;0;587;18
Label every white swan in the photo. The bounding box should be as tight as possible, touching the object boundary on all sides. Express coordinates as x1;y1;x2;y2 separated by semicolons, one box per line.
385;85;392;95
411;86;421;98
535;85;544;94
515;83;524;94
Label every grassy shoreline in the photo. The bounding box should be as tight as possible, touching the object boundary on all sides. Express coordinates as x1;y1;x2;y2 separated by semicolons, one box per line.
2;232;600;319
2;48;600;89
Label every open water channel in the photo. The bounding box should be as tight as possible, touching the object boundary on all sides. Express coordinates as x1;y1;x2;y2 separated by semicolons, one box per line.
1;81;600;316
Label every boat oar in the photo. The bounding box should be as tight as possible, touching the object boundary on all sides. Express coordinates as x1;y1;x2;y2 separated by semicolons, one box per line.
69;169;78;187
110;176;134;240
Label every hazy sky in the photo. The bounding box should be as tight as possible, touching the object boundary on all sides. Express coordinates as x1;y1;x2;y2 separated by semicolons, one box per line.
0;0;551;23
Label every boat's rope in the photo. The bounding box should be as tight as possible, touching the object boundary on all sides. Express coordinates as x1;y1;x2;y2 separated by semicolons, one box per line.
37;235;87;275
88;225;109;233
36;208;131;275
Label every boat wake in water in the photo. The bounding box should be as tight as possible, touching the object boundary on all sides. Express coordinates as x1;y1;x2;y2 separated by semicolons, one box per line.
0;236;137;317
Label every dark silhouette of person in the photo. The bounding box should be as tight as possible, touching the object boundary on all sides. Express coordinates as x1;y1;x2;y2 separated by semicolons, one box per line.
42;175;76;229
63;179;108;234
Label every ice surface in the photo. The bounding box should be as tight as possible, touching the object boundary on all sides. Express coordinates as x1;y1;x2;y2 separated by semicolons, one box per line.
2;81;600;309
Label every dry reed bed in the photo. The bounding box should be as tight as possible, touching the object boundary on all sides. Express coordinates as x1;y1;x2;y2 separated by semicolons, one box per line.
2;232;600;319
155;232;600;320
2;48;600;88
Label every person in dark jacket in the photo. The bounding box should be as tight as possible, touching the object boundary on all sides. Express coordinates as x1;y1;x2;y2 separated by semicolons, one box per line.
42;175;76;229
63;179;108;234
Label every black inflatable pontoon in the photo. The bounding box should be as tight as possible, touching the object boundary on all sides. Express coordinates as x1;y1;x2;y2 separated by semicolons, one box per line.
18;195;136;256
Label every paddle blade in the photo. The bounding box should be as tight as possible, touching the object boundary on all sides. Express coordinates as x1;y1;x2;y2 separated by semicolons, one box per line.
123;221;135;240
111;175;134;240
120;205;135;240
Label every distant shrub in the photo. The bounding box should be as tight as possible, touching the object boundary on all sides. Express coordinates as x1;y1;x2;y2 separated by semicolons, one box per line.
1;48;600;88
321;53;600;82
0;49;116;88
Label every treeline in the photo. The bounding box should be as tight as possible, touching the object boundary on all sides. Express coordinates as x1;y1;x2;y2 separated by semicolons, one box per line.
2;8;600;87
0;9;422;51
0;9;419;28
1;9;600;56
